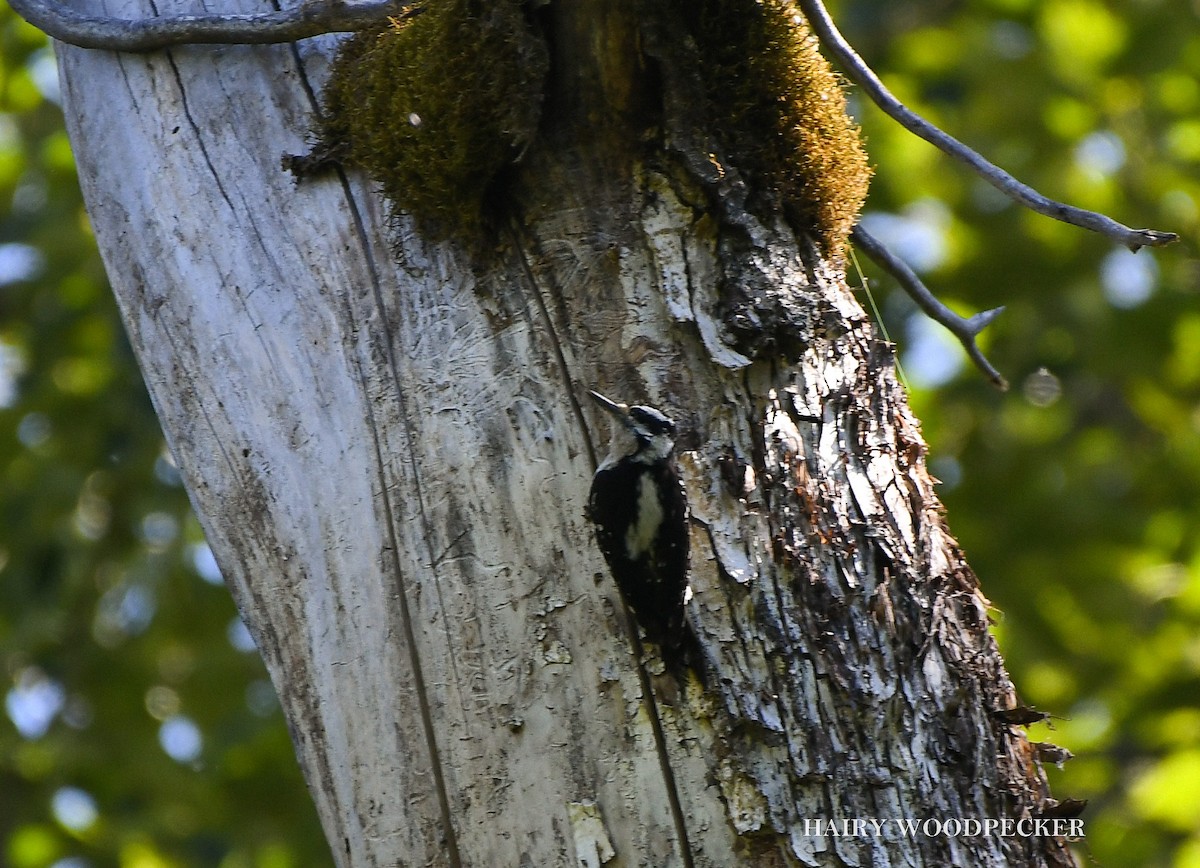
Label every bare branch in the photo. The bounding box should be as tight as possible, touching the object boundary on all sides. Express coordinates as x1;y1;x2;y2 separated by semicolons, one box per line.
796;0;1179;253
852;225;1008;390
7;0;415;51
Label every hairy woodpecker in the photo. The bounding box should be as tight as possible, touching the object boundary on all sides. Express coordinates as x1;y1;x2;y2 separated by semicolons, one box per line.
587;390;690;660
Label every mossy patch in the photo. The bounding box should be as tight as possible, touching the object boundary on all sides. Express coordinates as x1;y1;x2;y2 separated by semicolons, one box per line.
316;0;548;239
669;0;871;255
313;0;866;254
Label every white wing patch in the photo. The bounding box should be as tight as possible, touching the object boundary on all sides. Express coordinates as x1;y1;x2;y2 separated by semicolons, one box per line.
625;473;664;560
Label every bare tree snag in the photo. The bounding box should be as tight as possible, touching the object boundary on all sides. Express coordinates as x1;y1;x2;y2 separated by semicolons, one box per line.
53;0;1081;864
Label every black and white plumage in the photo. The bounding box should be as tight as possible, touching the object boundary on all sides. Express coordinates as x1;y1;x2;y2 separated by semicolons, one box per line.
587;390;690;659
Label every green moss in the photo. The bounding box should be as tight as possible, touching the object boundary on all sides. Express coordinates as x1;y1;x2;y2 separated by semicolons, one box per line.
673;0;872;255
315;0;866;253
318;0;547;239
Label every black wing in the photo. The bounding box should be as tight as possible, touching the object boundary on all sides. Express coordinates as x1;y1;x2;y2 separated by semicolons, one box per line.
588;461;689;651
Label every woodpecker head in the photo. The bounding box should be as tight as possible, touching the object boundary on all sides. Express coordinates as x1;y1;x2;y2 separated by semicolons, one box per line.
590;390;677;467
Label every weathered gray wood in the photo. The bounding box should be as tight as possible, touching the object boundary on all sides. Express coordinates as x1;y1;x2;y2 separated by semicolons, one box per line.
58;15;736;866
56;0;1078;865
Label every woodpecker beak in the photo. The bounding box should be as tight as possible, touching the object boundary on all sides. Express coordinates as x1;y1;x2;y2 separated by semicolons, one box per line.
589;390;634;427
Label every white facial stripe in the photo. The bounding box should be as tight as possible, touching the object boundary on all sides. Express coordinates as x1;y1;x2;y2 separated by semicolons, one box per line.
631;432;674;465
625;473;665;558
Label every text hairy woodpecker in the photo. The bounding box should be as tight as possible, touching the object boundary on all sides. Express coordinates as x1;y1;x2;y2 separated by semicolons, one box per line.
587;390;690;662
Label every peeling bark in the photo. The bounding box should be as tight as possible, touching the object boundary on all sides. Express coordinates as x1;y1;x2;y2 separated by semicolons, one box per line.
57;0;1078;865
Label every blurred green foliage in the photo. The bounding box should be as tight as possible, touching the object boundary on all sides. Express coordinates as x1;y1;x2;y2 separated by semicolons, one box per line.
2;0;1197;866
842;0;1200;865
0;5;330;868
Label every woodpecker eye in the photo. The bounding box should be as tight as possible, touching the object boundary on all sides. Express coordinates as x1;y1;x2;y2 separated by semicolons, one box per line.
629;406;675;435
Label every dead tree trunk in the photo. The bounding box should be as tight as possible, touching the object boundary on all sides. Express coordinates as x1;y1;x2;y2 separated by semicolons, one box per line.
57;0;1078;865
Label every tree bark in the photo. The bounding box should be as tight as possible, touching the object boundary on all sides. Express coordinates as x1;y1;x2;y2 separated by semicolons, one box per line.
57;0;1078;865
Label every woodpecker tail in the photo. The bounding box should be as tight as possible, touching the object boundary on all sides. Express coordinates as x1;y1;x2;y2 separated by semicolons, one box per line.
662;619;707;685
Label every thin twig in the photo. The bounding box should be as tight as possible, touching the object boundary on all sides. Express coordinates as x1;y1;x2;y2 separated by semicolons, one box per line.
7;0;416;51
796;0;1178;253
852;225;1008;390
